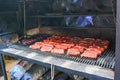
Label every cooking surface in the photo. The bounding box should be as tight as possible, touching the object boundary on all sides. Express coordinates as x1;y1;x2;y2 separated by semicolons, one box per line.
15;34;115;69
10;43;115;69
29;36;110;59
0;45;114;80
0;30;115;80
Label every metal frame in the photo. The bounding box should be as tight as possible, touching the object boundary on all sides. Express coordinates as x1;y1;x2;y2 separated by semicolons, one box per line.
23;0;26;37
115;0;120;80
51;64;55;80
0;46;114;80
0;0;119;80
0;54;8;80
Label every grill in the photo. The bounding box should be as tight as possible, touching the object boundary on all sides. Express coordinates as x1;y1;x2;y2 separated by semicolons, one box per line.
10;41;115;69
0;0;117;80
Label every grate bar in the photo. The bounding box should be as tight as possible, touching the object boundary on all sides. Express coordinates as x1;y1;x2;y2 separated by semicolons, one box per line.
10;44;115;69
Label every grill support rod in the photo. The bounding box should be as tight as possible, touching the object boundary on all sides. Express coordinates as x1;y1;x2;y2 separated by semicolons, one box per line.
0;53;8;80
23;0;26;38
115;0;120;79
51;64;55;80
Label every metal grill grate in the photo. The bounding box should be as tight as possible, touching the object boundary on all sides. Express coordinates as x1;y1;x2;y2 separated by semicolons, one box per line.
10;44;115;69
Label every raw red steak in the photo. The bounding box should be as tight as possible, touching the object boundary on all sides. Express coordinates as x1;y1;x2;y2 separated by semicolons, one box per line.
73;46;85;52
78;43;89;48
67;48;80;56
42;43;54;48
86;48;102;55
81;52;98;59
90;45;104;52
48;42;59;45
29;42;43;49
83;38;95;41
29;44;41;50
51;48;64;54
41;46;53;52
54;43;73;50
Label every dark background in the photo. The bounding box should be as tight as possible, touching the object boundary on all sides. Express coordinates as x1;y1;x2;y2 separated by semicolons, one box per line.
0;0;116;33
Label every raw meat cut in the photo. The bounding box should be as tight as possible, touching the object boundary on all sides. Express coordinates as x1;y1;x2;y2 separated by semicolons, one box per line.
67;48;81;56
51;48;64;54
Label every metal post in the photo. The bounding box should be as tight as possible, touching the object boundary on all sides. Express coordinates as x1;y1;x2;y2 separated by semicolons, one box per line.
115;0;120;80
111;0;116;23
0;54;8;80
23;0;26;38
51;64;55;80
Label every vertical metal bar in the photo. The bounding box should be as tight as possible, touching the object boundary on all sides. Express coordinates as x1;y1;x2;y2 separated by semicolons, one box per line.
23;0;26;38
0;54;8;80
115;0;120;80
111;0;116;23
51;64;55;80
38;16;40;27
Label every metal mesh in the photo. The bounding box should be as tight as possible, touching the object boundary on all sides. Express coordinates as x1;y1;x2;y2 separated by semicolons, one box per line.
10;44;115;69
